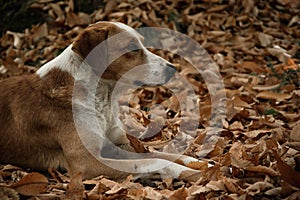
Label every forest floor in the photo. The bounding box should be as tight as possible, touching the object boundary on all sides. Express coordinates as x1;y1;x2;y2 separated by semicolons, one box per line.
0;0;300;199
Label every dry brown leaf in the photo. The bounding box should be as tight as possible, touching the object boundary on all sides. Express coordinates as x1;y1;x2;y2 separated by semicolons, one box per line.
126;133;148;153
290;121;300;142
65;173;85;199
283;59;299;70
227;102;243;121
105;184;126;195
139;116;165;140
99;178;119;190
288;15;300;27
123;113;146;136
127;189;147;199
207;5;228;12
243;129;270;138
257;32;272;47
272;149;300;188
66;12;90;27
188;185;211;196
49;3;65;24
264;187;281;196
256;91;292;102
6;31;23;49
245;165;279;176
2;164;23;171
10;172;48;196
186;161;209;171
222;177;239;194
245;181;274;196
104;0;117;15
252;84;281;91
229;142;252;168
86;182;101;199
286;142;300;151
0;186;19;200
267;46;290;63
206;180;226;191
144;187;163;200
236;61;266;73
232;96;252;108
48;168;64;183
31;23;48;42
168;186;188;200
229;121;244;130
162;177;173;189
178;170;201;182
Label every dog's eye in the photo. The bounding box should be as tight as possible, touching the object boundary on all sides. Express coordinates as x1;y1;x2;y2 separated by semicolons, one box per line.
126;42;139;52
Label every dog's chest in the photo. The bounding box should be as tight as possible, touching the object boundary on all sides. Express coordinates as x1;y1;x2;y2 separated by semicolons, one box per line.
94;81;116;132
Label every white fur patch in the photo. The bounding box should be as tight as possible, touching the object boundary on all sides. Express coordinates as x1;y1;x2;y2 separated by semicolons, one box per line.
36;44;83;78
36;45;93;82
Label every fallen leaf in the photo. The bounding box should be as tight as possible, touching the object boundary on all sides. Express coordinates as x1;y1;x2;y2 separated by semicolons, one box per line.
6;31;23;49
252;84;281;91
32;23;48;42
206;180;226;191
144;187;163;200
283;59;299;70
245;181;274;196
290;121;300;142
245;165;279;176
272;149;300;188
188;185;211;196
126;133;148;153
49;3;65;24
168;186;188;200
186;161;209;171
0;186;19;200
104;0;117;15
256;91;292;102
257;32;272;47
286;142;300;151
66;173;85;199
178;170;201;182
10;172;48;196
267;45;290;63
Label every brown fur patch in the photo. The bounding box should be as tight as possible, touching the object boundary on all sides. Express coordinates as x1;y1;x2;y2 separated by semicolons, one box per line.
72;22;121;59
0;68;74;170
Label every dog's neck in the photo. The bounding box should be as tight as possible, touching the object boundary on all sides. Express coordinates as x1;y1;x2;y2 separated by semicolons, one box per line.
38;44;118;81
37;46;76;78
37;45;95;81
36;45;128;112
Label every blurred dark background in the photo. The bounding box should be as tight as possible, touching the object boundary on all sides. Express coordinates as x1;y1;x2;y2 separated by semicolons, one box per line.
0;0;104;35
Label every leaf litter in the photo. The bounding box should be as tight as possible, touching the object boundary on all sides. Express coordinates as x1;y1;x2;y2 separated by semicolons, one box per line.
0;0;300;199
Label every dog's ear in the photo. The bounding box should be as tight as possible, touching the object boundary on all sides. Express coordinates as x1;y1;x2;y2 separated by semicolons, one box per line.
72;27;108;59
72;26;109;74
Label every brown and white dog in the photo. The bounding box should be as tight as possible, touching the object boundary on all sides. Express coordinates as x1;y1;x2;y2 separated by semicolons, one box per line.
0;22;204;181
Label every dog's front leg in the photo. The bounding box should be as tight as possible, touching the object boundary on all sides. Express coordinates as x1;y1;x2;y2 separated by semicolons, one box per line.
59;128;202;181
107;126;133;150
101;126;136;159
59;128;131;180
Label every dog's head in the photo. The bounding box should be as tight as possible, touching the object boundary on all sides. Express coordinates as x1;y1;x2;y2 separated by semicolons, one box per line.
72;22;176;86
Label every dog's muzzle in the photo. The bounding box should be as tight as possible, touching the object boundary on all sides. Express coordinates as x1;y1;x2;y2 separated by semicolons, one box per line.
134;63;176;87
